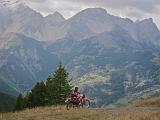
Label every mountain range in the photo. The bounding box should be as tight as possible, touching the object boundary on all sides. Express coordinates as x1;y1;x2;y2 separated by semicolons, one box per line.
0;1;160;107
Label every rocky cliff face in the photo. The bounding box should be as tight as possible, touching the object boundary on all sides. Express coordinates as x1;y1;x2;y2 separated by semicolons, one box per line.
0;33;59;95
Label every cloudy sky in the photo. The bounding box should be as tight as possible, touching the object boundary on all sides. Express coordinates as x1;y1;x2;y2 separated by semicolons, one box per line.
25;0;160;28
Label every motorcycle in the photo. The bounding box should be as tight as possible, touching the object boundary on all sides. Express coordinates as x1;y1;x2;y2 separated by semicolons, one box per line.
65;94;90;110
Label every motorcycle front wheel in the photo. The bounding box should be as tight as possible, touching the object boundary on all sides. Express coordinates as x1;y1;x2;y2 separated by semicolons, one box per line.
82;99;90;108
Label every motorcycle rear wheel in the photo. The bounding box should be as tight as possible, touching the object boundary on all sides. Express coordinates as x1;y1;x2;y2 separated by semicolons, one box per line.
66;101;73;110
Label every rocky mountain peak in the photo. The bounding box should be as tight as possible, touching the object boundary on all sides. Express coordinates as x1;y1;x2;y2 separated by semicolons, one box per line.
136;18;159;33
0;0;26;9
45;11;65;23
71;8;108;20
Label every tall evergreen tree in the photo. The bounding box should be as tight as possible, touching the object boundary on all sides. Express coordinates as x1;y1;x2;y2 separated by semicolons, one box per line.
27;81;46;108
14;94;24;111
46;63;72;105
14;63;72;110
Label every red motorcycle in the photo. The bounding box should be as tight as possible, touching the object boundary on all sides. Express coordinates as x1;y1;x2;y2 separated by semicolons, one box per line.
65;94;90;110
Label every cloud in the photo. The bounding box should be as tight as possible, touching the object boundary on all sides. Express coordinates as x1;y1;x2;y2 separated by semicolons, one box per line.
78;0;160;14
24;0;160;28
25;0;87;16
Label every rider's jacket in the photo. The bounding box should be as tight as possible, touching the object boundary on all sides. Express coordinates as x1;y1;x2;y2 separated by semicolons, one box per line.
71;90;79;98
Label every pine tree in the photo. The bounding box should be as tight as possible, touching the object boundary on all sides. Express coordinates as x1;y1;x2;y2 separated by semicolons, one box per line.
14;94;24;111
26;81;46;108
14;63;72;110
46;63;72;105
23;92;32;108
46;75;58;105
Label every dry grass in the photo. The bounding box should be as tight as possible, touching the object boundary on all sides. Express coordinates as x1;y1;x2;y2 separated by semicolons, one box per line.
0;106;159;120
0;98;160;120
0;106;112;120
135;97;160;107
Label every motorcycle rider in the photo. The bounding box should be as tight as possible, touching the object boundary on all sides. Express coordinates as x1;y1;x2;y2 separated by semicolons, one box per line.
71;87;80;104
65;87;90;109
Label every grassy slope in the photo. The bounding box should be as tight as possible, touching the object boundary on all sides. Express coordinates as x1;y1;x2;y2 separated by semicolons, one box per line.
134;97;160;107
1;97;160;120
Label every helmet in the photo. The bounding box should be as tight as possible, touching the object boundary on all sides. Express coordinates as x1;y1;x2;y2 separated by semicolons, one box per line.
75;86;78;91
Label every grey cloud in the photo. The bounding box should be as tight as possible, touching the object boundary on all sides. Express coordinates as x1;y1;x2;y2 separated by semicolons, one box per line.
25;0;160;15
25;0;88;17
24;0;160;28
79;0;160;12
25;0;48;3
